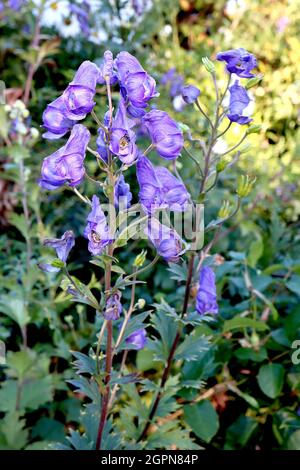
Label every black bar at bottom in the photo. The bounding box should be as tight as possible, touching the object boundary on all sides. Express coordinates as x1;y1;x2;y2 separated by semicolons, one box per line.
0;450;298;468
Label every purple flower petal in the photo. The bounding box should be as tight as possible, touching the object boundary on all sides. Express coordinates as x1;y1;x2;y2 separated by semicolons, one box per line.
39;124;90;190
142;110;183;160
137;155;189;213
217;48;257;78
84;195;113;255
196;266;218;315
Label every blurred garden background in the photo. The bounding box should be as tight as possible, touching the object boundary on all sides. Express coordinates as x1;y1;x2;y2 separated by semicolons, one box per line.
0;0;300;450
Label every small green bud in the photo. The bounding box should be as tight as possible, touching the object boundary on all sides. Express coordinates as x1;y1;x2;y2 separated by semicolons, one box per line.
236;174;257;198
22;109;30;118
178;122;190;133
105;184;114;197
197;192;206;204
30;127;39;139
239;143;252;154
216;155;231;172
247;124;262;135
51;258;66;269
202;57;215;74
250;331;260;348
64;315;74;327
137;298;146;309
133;249;147;268
245;75;263;89
218;200;231;219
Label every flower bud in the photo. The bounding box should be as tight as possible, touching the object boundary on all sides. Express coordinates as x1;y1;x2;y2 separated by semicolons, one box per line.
182;85;200;104
239;143;252;153
236;175;256;198
216;155;231;172
246;124;262;134
245;75;263;89
22;109;30;118
202;57;215;73
177;122;190;133
30;127;39;139
218;200;231;219
4;104;11;113
250;331;260;348
137;298;146;309
125;328;147;350
104;291;122;320
133;249;147;268
14;100;25;110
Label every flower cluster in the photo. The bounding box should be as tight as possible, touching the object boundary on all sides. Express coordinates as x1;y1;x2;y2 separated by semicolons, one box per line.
217;48;258;125
0;0;27;12
39;48;259;345
28;1;153;43
39;50;188;331
3;99;39;141
160;68;201;112
40;230;75;273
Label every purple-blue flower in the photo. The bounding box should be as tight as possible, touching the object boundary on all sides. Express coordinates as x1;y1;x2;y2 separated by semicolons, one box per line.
98;50;118;85
216;48;257;78
110;98;138;164
96;112;109;163
125;328;147;350
115;51;158;117
114;175;132;209
62;61;99;120
40;230;75;273
196;266;218;315
70;2;90;36
137;155;189;214
132;0;152;16
147;217;185;263
84;195;113;256
104;291;122;320
42;96;74;140
161;68;184;98
42;61;99;139
39;124;90;190
142;110;183;159
227;80;252;125
8;0;25;10
182;85;200;104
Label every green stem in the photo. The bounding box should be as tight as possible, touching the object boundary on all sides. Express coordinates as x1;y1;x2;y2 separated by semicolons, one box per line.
124;255;160;282
195;99;214;131
219;133;248;157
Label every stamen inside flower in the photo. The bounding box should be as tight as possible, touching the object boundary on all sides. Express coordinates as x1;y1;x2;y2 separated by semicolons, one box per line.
91;231;101;243
119;134;130;149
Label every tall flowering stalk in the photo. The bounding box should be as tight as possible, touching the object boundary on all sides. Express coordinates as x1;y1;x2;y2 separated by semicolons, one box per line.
38;48;261;449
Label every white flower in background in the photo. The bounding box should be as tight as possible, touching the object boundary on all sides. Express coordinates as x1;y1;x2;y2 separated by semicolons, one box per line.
32;0;70;29
161;24;172;37
213;138;228;154
32;0;154;41
225;0;247;17
59;14;81;37
88;27;108;44
118;1;135;23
